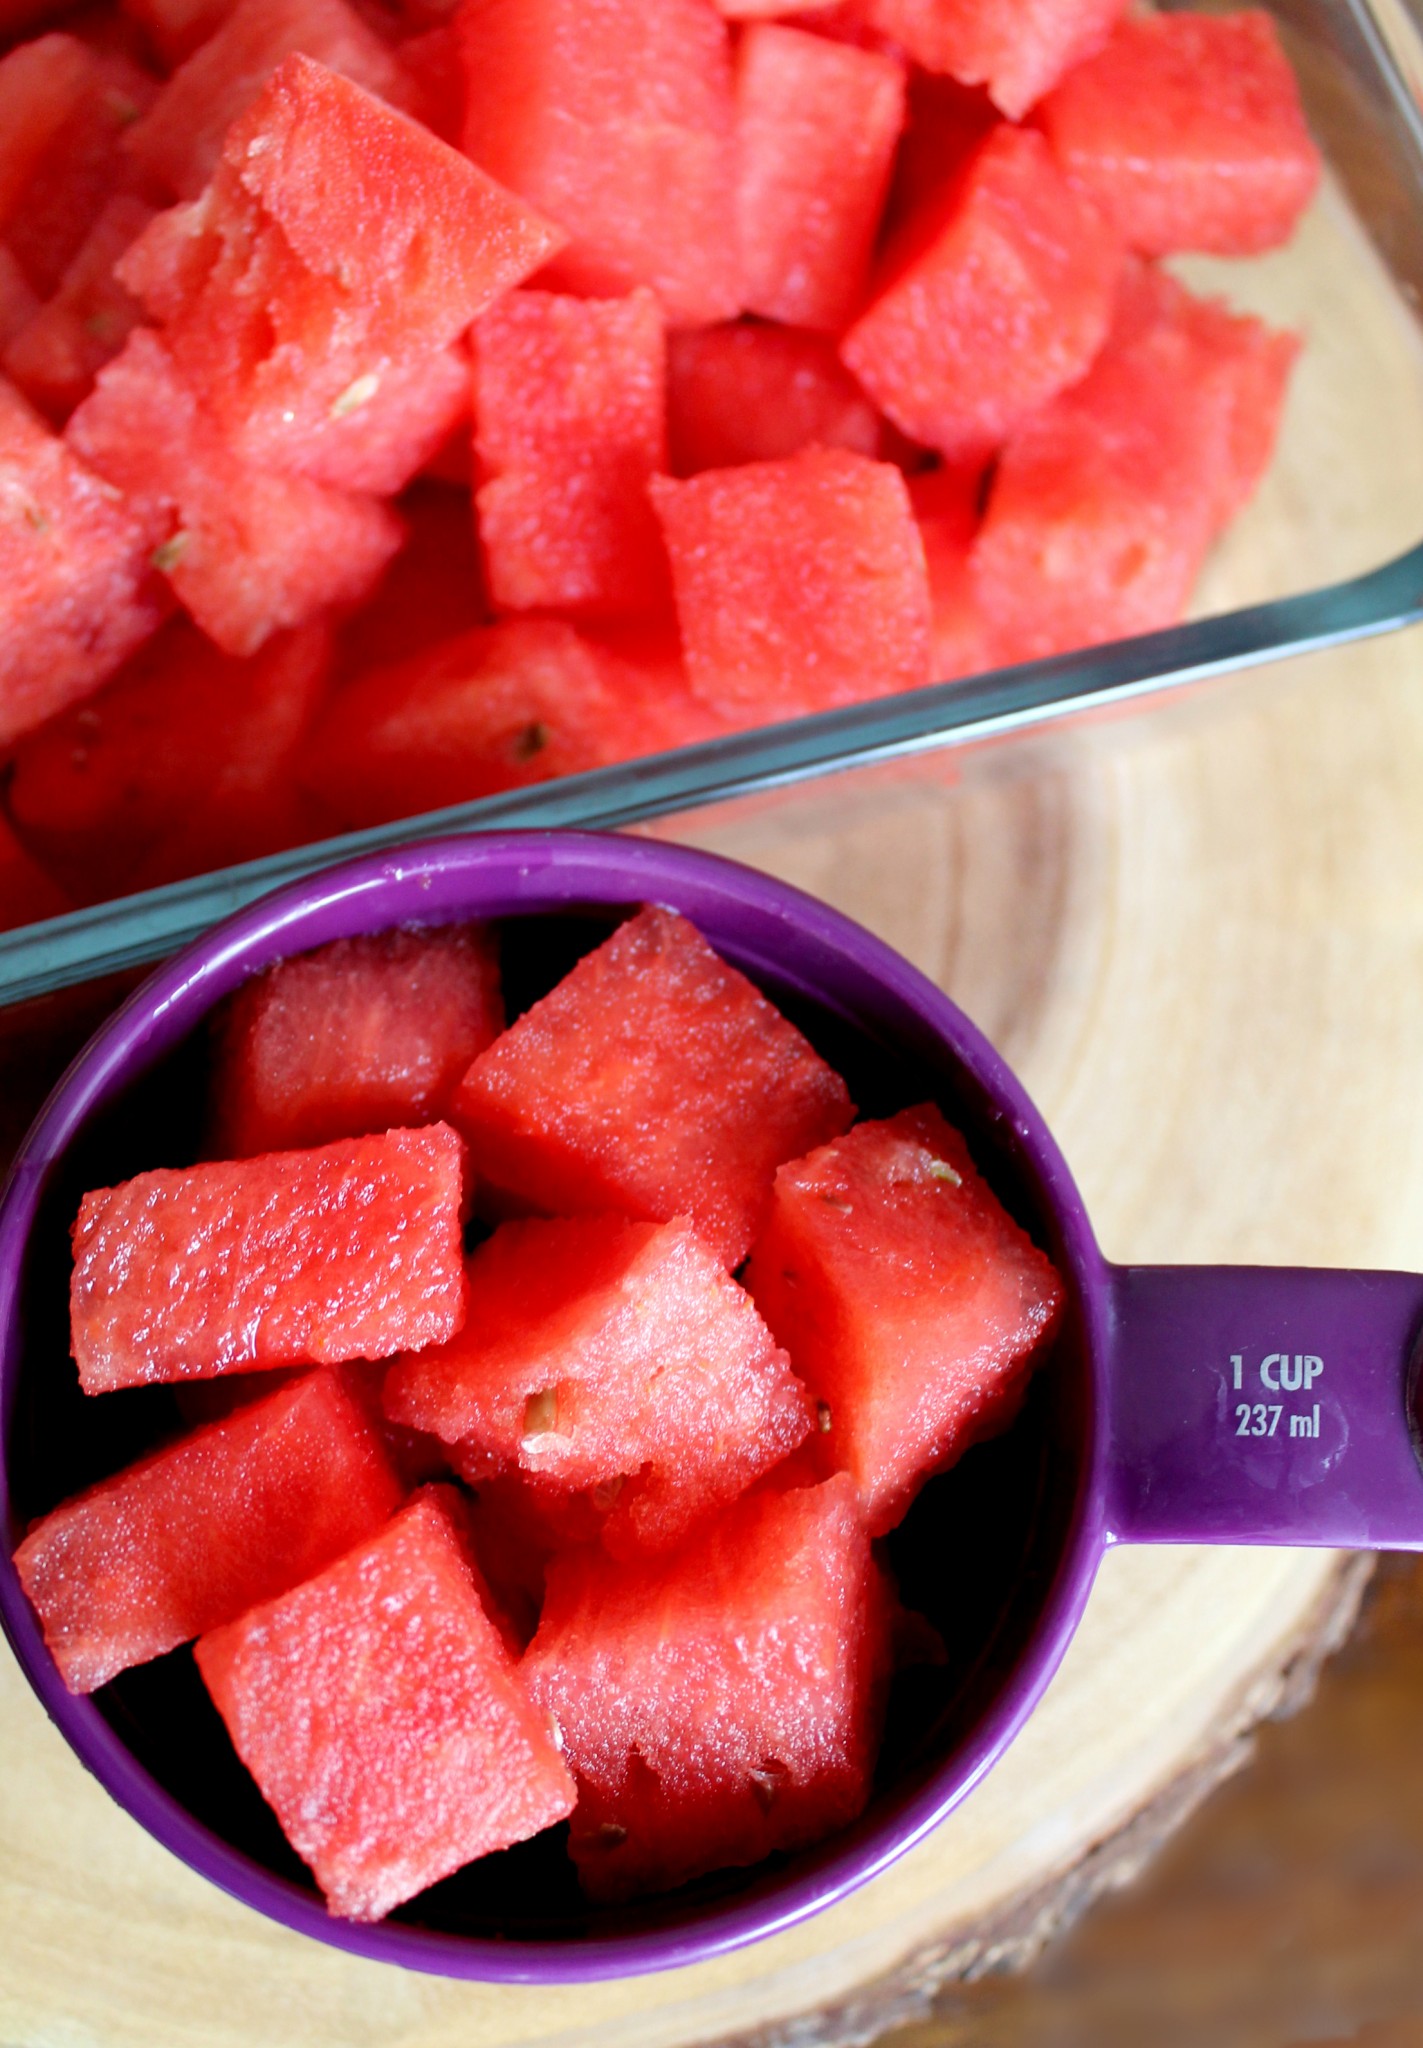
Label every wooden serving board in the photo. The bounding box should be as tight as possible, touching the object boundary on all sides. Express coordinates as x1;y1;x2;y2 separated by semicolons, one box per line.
4;166;1423;2045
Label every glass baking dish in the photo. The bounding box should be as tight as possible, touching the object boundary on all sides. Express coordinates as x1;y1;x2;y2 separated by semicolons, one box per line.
0;0;1420;1006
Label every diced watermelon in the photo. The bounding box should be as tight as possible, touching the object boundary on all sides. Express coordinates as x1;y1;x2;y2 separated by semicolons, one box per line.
208;923;504;1156
968;261;1299;663
196;1486;576;1920
14;1367;404;1694
0;246;42;352
384;1213;813;1555
120;0;240;64
859;0;1129;120
0;37;100;235
4;195;155;420
0;374;168;750
332;479;486;676
283;342;472;497
122;0;417;202
452;904;855;1270
667;321;880;474
5;615;331;902
713;0;832;14
70;1121;468;1393
472;287;669;617
649;447;931;724
745;1104;1063;1533
1038;11;1321;258
0;810;68;931
66;327;403;656
522;1473;893;1900
841;125;1121;464
908;464;992;680
118;56;565;475
2;45;159;301
878;70;998;245
298;617;722;829
459;0;740;328
735;24;905;334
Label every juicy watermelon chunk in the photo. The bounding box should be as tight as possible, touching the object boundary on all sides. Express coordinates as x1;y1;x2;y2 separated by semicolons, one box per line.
649;447;931;724
384;1213;814;1555
66;327;403;656
208;923;504;1156
667;321;880;474
0;36;102;243
287;342;472;497
859;0;1129;119
452;904;855;1270
13;1367;403;1694
735;25;905;335
5;615;331;902
968;261;1300;663
841;125;1121;464
459;0;740;328
909;464;992;681
119;56;564;478
122;0;417;202
0;374;167;750
1038;10;1321;258
1;43;158;301
196;1486;576;1920
298;617;722;829
70;1121;468;1393
745;1104;1064;1533
522;1473;893;1900
3;195;155;420
472;287;669;617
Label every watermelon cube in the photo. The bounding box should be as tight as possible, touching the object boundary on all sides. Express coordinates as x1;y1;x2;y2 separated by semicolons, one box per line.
196;1486;576;1920
1038;11;1321;258
968;261;1300;664
66;328;403;657
1;43;159;301
0;36;103;244
667;321;880;475
384;1213;814;1555
0;374;168;751
286;342;473;498
13;1367;403;1694
909;464;993;681
122;0;418;202
459;0;740;328
472;288;669;617
745;1104;1064;1533
70;1121;468;1393
841;125;1121;464
118;56;565;478
4;195;155;420
522;1473;893;1900
452;904;855;1270
735;25;905;335
858;0;1129;119
649;447;932;725
5;615;331;903
208;922;504;1156
298;617;722;829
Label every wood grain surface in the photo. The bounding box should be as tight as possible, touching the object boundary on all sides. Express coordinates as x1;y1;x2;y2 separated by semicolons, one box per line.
4;155;1423;2047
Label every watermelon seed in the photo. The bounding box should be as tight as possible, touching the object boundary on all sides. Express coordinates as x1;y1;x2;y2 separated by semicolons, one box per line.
594;1822;628;1849
152;532;190;573
750;1760;789;1813
512;721;551;762
331;373;381;421
522;1386;561;1444
591;1474;625;1511
927;1160;962;1187
820;1192;852;1214
816;1401;832;1433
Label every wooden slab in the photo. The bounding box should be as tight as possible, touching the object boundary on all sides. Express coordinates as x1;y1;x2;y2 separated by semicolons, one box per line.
4;149;1423;2048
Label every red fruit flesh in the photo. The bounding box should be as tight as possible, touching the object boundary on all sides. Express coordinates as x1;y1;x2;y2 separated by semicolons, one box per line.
745;1103;1064;1533
3;196;155;421
452;903;855;1270
650;446;931;724
523;1473;894;1901
14;1367;403;1693
384;1212;813;1554
196;1487;575;1920
208;922;504;1155
70;1122;468;1392
859;0;1129;120
667;321;880;474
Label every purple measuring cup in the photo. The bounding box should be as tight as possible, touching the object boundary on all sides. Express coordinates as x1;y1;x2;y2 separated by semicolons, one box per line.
1;829;1420;1984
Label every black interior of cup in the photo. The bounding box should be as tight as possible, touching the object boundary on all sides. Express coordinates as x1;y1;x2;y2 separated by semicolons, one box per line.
4;903;1092;1947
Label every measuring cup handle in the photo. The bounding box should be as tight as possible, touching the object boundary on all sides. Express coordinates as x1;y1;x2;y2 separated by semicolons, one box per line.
1103;1264;1423;1548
